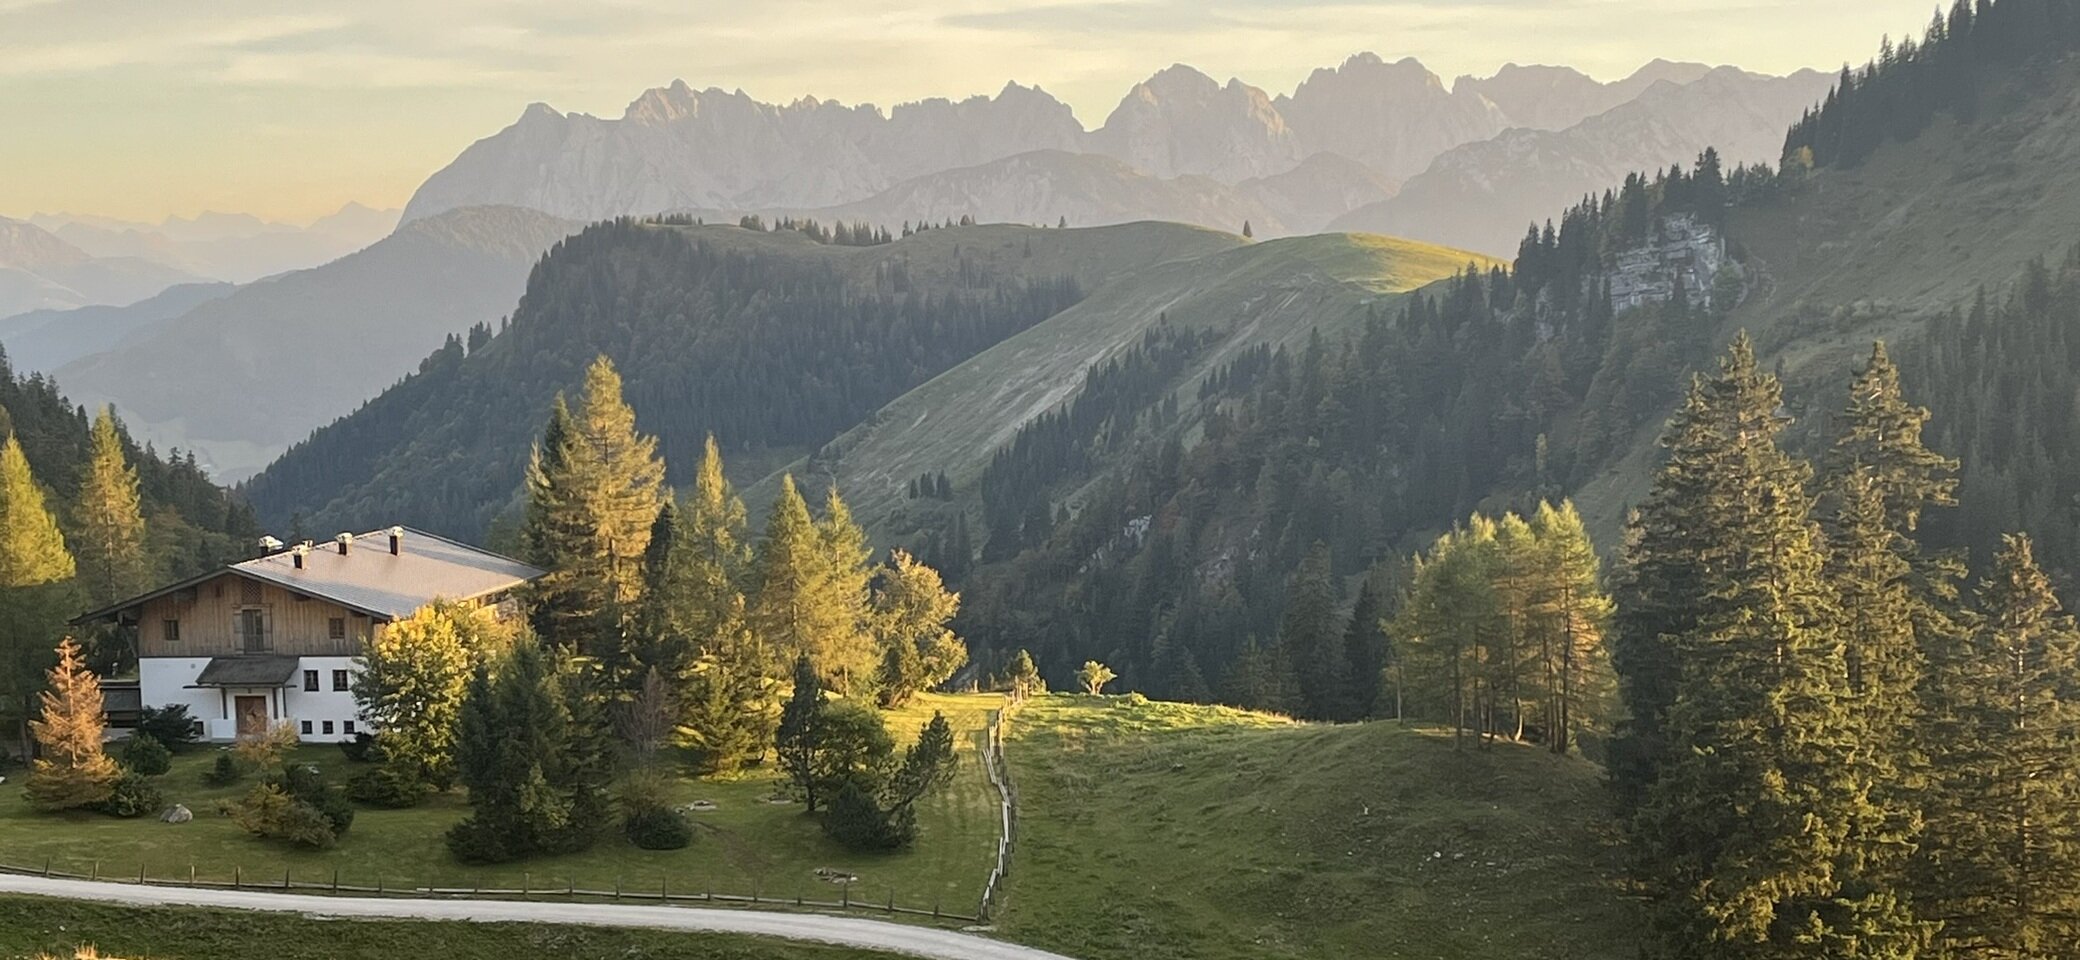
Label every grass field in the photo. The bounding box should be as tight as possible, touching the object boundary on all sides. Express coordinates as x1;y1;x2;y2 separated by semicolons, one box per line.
996;695;1640;960
0;693;1005;916
0;894;903;960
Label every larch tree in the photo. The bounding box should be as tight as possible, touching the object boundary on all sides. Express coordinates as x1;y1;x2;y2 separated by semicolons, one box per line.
1625;336;1926;959
522;356;666;667
816;487;876;692
869;549;965;707
1527;501;1611;755
1919;534;2080;957
351;601;499;793
0;433;77;759
71;409;148;609
23;637;120;811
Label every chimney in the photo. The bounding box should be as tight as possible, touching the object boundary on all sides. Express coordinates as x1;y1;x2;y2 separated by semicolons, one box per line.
388;526;404;556
291;544;309;570
335;532;354;556
258;535;284;556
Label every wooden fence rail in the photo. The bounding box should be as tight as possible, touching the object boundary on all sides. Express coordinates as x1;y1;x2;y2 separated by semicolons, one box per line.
977;696;1023;922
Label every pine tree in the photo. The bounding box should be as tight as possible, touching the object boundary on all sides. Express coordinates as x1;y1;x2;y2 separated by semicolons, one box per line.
0;434;76;759
776;654;829;811
1625;336;1925;959
71;409;148;608
1340;565;1392;720
1919;534;2080;957
1279;542;1347;721
521;357;666;666
23;637;120;811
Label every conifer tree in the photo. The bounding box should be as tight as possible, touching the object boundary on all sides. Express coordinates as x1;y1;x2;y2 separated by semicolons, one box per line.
1625;336;1925;959
776;654;829;811
1279;543;1347;721
751;478;875;692
522;357;666;666
0;434;76;759
351;602;493;793
1919;534;2080;957
1220;638;1301;716
1340;565;1393;721
23;637;120;811
1526;501;1611;755
675;594;778;774
870;550;965;706
447;634;610;862
817;488;876;691
71;409;147;609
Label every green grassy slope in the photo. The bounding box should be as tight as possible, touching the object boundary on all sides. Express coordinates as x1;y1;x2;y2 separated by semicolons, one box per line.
998;697;1637;960
755;231;1497;540
0;694;1002;914
0;895;900;960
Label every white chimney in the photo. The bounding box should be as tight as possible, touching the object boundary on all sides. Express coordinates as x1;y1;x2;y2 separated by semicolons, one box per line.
388;526;404;556
259;535;284;555
335;532;354;556
291;544;309;570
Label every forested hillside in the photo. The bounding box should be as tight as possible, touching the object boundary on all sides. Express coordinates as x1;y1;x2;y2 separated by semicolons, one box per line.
241;219;1240;539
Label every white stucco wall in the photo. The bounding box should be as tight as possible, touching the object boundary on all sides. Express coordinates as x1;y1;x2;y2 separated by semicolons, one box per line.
138;656;365;743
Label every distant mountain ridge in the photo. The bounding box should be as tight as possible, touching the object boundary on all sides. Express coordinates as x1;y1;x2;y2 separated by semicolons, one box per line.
27;202;401;284
0;216;201;319
401;55;1827;238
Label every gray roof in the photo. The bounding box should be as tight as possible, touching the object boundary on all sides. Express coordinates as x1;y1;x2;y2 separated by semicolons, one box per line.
74;527;544;625
232;528;543;620
194;655;300;687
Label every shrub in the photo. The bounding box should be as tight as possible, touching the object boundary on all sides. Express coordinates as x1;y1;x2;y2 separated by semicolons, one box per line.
445;817;517;864
822;779;910;851
201;751;243;787
232;764;352;848
347;765;430;808
119;735;172;777
616;770;693;850
233;722;299;771
624;805;694;850
338;732;381;764
134;705;200;751
93;770;164;819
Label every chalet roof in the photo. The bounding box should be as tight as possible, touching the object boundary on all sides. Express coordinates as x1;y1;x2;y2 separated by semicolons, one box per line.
73;527;544;624
194;655;300;688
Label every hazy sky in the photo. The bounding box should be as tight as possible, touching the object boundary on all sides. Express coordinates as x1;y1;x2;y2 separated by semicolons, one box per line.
2;0;1935;223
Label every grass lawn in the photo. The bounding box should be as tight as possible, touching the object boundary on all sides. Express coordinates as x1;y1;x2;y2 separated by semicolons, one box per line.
996;695;1642;960
0;894;905;960
0;693;1004;917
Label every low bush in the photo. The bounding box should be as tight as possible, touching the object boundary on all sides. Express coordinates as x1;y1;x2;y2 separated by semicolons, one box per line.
93;770;164;819
201;751;242;787
119;735;172;777
338;732;381;764
624;805;694;850
445;817;516;864
232;763;352;848
134;705;201;751
347;765;430;808
822;779;913;851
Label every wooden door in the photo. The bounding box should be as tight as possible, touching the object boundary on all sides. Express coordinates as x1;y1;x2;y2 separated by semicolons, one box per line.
235;696;268;736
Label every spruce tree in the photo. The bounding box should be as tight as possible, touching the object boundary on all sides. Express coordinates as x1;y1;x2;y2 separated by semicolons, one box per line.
23;637;120;811
71;409;148;608
1340;565;1392;721
1279;542;1347;721
776;654;828;811
1920;534;2080;957
447;634;608;862
1626;336;1925;959
675;594;778;774
521;357;666;666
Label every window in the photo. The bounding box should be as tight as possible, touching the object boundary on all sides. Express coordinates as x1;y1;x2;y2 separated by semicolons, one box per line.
327;617;345;640
343;720;357;735
299;720;313;735
321;720;334;735
332;669;350;692
162;619;180;643
303;670;319;692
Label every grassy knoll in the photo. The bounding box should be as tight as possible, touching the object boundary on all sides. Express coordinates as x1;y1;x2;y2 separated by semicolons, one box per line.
0;894;901;960
0;693;1003;915
998;695;1639;960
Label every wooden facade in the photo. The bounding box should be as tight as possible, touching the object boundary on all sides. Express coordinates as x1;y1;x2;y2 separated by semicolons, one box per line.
134;571;389;659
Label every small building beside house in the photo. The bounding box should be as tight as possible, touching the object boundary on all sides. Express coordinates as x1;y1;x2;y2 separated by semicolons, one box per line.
74;527;542;743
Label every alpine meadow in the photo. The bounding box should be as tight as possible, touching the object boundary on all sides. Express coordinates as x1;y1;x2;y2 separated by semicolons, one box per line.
7;1;2080;959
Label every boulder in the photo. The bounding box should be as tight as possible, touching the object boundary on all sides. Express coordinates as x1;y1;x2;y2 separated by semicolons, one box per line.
160;804;193;824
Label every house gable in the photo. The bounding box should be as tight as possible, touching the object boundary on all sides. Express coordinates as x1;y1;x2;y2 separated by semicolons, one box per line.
135;570;381;660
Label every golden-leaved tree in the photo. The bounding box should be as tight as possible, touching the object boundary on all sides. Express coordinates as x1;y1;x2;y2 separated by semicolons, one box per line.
24;638;120;811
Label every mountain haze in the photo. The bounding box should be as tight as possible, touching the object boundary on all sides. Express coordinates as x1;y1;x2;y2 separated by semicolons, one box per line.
55;205;577;479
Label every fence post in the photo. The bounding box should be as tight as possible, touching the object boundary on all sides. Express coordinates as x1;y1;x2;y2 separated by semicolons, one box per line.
138;862;146;884
233;865;240;889
283;866;291;890
521;872;528;899
90;859;99;882
42;856;50;878
189;864;196;887
613;876;621;901
567;877;574;899
332;868;339;894
661;877;667;901
842;882;849;908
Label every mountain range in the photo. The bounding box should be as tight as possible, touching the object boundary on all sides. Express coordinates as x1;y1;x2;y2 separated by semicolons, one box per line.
0;217;202;321
52;205;575;479
402;56;1831;248
27;202;400;285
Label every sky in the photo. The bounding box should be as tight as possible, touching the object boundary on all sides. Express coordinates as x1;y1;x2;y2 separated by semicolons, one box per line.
1;0;1938;224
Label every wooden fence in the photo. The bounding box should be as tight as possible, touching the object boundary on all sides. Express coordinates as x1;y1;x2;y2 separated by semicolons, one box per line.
0;854;983;922
977;697;1023;921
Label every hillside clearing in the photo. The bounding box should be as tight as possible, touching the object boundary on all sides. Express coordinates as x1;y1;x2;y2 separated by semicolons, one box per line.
998;696;1638;960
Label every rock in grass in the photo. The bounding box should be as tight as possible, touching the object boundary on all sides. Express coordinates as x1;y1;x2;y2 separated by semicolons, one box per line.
160;804;193;824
